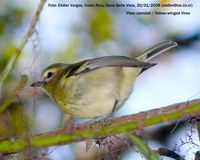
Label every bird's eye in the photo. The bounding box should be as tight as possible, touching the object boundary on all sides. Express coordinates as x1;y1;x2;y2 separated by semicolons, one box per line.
47;72;53;78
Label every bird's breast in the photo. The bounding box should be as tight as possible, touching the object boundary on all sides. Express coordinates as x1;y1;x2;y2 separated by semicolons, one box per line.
54;67;140;118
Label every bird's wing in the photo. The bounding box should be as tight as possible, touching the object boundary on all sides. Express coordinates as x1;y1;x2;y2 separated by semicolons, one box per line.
65;56;156;78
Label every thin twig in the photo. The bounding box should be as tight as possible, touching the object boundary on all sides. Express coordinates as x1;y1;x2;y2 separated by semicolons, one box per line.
0;75;28;114
0;0;46;92
157;148;185;160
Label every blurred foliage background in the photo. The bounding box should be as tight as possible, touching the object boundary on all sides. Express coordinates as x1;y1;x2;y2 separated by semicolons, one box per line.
0;0;200;159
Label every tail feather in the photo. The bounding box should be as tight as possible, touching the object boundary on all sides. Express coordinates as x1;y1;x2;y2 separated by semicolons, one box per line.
136;40;177;62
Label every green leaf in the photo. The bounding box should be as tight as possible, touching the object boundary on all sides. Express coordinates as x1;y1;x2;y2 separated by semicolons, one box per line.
128;134;160;160
89;8;113;44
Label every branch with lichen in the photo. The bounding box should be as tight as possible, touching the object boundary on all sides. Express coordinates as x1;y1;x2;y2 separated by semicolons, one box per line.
0;98;199;154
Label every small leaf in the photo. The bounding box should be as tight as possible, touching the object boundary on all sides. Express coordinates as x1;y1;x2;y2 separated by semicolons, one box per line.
128;134;160;160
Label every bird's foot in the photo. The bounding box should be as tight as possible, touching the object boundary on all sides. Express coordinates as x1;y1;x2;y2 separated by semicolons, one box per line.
62;115;74;134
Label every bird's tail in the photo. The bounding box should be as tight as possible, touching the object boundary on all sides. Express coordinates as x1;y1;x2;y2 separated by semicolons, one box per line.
136;40;177;62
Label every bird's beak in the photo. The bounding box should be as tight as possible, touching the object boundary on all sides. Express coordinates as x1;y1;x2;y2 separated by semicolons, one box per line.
31;81;44;87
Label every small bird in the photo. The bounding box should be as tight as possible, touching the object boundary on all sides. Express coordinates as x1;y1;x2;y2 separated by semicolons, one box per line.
31;40;177;119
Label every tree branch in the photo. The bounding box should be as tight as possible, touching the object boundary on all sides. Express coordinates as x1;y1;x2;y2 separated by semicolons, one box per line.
0;75;28;114
0;98;200;153
0;0;46;92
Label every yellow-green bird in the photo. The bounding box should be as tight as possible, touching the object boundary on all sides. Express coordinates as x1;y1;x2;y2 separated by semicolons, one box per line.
31;40;177;119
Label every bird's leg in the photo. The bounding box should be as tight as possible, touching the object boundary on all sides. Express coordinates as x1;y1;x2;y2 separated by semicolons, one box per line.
100;98;119;126
109;97;119;117
85;99;119;151
86;97;119;125
62;115;74;134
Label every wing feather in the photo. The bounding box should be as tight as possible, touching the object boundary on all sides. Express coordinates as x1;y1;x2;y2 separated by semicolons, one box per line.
66;56;156;77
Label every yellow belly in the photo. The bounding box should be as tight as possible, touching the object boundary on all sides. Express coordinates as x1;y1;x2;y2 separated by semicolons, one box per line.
55;67;140;118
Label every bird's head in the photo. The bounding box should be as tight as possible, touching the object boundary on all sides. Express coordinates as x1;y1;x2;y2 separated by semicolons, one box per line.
31;63;67;90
